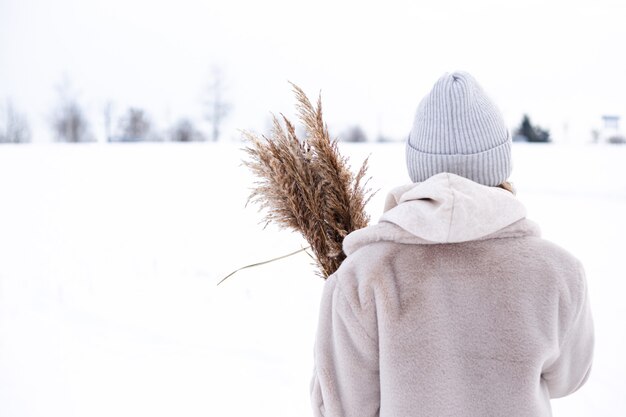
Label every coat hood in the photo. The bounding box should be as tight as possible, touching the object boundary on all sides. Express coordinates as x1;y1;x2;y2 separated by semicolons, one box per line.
344;172;540;255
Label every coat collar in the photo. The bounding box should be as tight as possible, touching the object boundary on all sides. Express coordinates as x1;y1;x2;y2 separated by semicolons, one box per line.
344;173;540;255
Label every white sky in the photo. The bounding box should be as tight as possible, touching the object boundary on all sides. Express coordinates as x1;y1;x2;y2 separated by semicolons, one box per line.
1;0;626;142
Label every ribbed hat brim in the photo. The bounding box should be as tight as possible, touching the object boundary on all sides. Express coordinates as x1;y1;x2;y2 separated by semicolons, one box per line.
406;139;512;186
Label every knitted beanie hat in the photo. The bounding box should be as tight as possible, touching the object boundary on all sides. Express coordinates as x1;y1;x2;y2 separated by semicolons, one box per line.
406;71;512;186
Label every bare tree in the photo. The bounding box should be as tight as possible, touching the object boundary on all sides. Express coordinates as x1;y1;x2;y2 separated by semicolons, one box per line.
341;125;368;143
117;107;152;141
204;67;231;141
51;78;92;143
169;118;205;142
103;101;114;142
0;101;31;144
53;103;91;142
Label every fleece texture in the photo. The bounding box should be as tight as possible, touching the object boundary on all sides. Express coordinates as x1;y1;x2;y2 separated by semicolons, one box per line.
310;173;594;417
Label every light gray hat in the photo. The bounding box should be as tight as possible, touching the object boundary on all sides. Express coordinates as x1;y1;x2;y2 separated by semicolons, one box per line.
406;71;512;186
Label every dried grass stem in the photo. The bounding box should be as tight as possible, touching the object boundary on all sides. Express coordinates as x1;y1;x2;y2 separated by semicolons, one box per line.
243;83;374;278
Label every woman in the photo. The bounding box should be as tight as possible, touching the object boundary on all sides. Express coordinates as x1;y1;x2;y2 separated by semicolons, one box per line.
310;71;594;417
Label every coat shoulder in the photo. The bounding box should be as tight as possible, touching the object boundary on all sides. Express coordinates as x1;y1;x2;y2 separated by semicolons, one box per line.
332;241;400;311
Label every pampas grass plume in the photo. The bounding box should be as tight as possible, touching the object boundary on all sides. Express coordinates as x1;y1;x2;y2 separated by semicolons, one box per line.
243;83;374;278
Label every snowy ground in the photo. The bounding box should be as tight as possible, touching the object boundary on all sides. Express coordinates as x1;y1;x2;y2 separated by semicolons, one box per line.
0;142;624;416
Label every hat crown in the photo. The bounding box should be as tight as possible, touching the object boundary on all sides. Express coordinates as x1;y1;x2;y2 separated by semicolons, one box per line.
406;71;511;186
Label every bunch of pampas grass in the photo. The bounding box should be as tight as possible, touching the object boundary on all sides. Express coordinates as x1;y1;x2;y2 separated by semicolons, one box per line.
241;83;374;279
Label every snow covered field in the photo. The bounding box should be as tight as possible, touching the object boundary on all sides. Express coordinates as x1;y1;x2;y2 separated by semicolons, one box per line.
0;142;624;416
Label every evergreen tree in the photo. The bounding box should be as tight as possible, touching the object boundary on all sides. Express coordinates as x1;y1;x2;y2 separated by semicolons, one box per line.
517;114;550;143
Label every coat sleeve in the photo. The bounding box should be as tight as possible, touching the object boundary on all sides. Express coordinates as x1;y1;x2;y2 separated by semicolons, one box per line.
542;263;595;398
310;274;380;417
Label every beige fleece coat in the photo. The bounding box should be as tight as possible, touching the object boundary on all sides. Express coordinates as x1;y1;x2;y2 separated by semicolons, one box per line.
310;173;594;417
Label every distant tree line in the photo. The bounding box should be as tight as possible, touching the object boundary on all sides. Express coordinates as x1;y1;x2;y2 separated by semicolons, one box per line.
1;69;231;144
340;115;554;144
6;73;600;146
